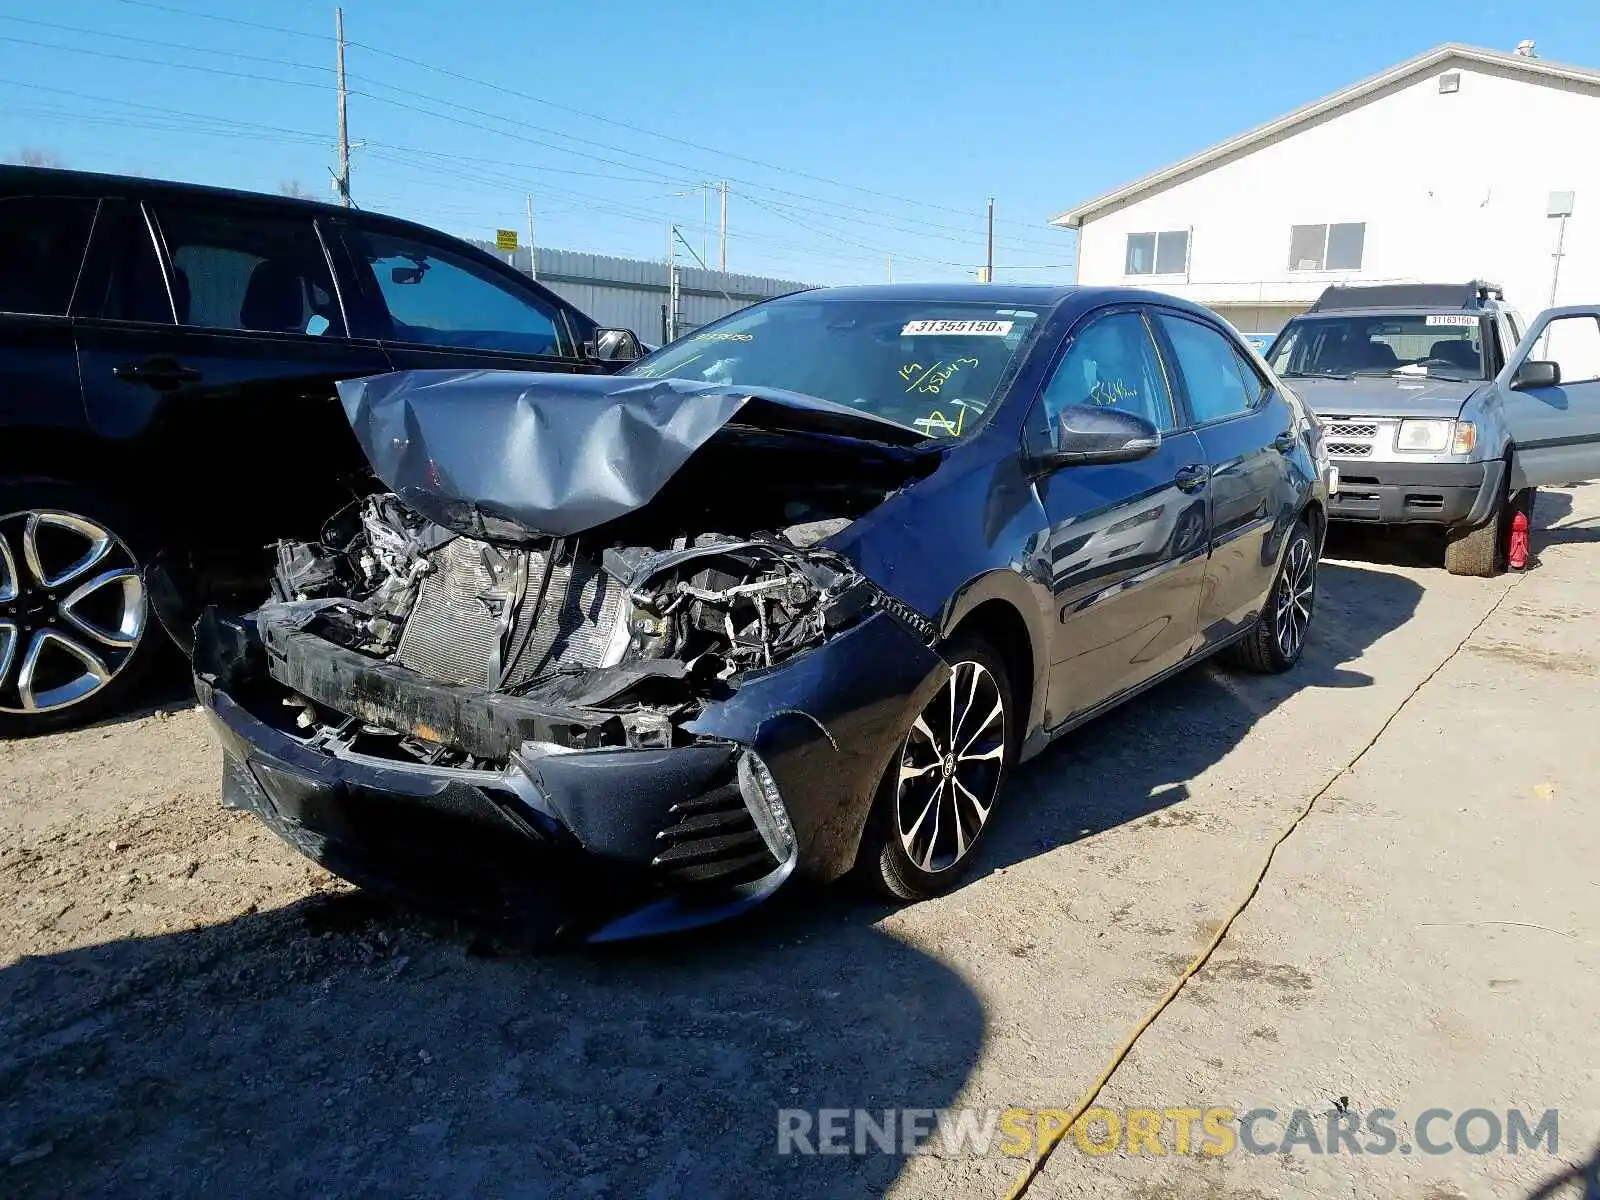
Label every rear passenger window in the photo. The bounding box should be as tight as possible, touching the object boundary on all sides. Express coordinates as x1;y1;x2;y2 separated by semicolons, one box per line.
1232;346;1267;407
1156;314;1259;424
0;196;98;316
152;206;345;336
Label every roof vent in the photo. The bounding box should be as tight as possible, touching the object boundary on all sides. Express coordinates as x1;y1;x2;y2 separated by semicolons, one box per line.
1515;39;1538;57
1438;71;1461;93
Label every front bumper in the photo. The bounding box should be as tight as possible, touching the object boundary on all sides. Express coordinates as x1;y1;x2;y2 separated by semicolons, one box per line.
195;608;946;942
1326;459;1504;528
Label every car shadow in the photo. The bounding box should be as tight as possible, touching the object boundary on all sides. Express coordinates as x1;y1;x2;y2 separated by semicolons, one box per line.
0;889;982;1199
975;560;1421;873
1524;1139;1600;1199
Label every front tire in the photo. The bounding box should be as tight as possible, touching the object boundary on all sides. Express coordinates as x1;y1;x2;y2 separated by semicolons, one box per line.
1224;517;1317;674
862;633;1016;902
0;479;165;736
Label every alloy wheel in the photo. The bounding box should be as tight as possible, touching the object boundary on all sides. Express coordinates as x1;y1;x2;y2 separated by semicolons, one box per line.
0;510;147;715
895;659;1007;874
1273;533;1315;660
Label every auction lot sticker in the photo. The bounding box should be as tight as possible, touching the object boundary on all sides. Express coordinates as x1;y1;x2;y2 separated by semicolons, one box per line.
902;319;1014;336
1425;314;1477;326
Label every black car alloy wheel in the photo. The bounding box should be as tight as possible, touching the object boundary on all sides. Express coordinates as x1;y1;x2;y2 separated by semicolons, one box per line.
896;659;1007;873
869;633;1015;900
0;508;149;718
1273;530;1315;661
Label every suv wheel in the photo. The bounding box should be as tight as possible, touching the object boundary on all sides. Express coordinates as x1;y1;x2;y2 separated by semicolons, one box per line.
0;480;163;736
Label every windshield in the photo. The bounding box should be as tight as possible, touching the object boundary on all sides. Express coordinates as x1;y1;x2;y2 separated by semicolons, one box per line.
621;298;1044;438
1267;314;1488;381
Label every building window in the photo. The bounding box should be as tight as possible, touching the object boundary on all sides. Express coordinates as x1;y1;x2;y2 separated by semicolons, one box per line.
1288;222;1365;271
1124;230;1189;276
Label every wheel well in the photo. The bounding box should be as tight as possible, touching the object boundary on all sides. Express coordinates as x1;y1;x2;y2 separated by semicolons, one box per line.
948;599;1035;727
1301;497;1326;546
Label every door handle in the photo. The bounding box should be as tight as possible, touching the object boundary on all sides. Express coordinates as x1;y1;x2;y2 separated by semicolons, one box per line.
1272;431;1297;454
1174;465;1209;493
114;358;202;389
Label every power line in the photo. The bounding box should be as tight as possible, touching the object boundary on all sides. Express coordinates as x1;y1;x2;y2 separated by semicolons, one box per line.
103;0;1066;238
0;14;331;71
0;33;335;90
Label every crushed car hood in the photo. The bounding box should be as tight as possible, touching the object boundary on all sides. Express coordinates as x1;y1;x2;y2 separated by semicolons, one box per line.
1287;375;1484;421
338;370;932;541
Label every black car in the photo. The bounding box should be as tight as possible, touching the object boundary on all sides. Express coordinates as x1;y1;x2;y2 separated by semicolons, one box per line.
0;166;641;734
194;284;1334;941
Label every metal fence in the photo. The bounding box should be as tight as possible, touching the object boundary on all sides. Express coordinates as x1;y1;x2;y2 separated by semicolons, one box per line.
468;242;814;344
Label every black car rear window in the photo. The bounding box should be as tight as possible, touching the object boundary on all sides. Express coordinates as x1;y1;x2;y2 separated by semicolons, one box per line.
0;196;98;316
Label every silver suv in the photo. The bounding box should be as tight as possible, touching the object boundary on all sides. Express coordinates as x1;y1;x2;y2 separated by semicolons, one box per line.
1264;282;1600;575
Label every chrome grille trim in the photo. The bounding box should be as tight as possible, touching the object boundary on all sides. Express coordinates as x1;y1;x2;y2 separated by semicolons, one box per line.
1325;423;1377;438
1326;443;1372;457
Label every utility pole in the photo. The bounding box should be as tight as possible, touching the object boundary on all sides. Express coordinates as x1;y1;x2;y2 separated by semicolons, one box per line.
334;7;351;207
525;193;537;281
886;255;893;282
718;180;728;273
985;196;994;283
667;224;680;343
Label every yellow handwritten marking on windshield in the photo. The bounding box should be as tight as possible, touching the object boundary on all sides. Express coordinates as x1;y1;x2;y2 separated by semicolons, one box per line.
634;351;704;378
913;401;970;437
903;357;979;396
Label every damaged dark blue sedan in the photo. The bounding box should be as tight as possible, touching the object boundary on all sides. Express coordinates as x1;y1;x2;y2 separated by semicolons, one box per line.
194;284;1334;942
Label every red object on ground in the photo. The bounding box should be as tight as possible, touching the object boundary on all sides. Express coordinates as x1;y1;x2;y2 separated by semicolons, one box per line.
1509;509;1530;571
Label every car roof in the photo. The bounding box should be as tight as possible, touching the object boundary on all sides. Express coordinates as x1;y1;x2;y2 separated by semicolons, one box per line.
770;282;1224;321
0;163;499;258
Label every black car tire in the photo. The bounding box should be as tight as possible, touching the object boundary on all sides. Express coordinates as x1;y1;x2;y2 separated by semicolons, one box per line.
1223;517;1317;674
862;632;1017;902
0;478;166;737
1444;496;1507;577
1444;483;1533;578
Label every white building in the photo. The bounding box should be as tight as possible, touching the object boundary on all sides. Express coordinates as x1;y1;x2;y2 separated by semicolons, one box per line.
1053;42;1600;343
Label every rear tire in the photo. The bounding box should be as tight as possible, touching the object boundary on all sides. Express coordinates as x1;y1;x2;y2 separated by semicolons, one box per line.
0;478;166;737
861;632;1017;902
1224;518;1317;674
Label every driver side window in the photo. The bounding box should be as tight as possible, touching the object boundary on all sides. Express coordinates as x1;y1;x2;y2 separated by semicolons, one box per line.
350;227;571;357
1036;311;1175;446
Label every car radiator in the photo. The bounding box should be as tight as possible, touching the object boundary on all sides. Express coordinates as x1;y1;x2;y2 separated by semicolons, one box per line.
394;536;627;690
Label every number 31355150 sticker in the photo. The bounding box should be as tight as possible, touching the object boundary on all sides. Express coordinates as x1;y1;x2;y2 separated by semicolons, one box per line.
901;319;1014;337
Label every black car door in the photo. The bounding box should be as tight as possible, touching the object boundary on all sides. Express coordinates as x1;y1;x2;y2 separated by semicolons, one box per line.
1028;307;1213;725
1150;309;1295;643
329;219;594;377
0;193;99;449
71;197;392;606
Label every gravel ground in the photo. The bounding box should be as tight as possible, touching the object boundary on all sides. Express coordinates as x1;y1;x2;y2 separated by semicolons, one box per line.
3;492;1598;1199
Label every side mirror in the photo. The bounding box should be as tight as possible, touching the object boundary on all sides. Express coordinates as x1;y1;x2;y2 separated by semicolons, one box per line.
589;327;645;364
1511;360;1561;390
1037;404;1161;467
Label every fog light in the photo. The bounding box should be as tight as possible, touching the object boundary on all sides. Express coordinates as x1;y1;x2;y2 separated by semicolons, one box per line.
1396;419;1451;452
737;750;796;863
1451;421;1477;455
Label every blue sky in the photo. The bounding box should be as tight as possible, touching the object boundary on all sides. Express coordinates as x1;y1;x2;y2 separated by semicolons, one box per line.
2;0;1596;285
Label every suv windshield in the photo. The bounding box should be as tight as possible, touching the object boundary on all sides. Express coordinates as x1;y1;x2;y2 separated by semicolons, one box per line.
621;298;1044;438
1268;313;1488;381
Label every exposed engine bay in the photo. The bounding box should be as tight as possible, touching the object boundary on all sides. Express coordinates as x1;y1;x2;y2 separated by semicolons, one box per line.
245;493;934;764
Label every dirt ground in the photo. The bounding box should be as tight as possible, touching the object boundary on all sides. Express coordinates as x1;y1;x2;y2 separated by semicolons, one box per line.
3;491;1598;1199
